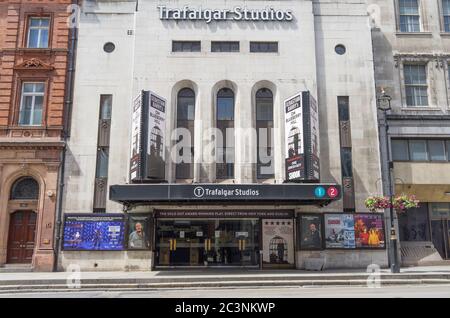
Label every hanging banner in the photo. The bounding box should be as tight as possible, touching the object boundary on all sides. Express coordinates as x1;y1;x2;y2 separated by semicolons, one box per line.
284;93;304;181
324;214;355;249
129;90;166;182
129;93;144;181
262;219;295;268
62;214;125;251
284;91;320;182
146;92;166;180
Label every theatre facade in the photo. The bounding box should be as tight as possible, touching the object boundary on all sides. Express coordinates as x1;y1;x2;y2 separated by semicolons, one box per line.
58;0;387;271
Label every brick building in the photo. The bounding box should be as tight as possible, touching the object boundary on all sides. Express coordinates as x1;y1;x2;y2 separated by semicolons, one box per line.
0;0;72;271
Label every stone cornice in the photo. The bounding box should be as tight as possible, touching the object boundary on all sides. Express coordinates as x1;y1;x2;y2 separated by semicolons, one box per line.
0;141;65;150
393;53;450;68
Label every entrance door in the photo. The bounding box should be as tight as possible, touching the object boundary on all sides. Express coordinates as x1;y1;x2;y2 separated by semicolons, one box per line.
7;211;37;264
431;219;450;259
155;219;260;267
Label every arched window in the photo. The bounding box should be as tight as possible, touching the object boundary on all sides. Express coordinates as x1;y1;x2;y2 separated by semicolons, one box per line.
176;88;195;179
256;88;274;178
10;177;39;200
216;88;235;179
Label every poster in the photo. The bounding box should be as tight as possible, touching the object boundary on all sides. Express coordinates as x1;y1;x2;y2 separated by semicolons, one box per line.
63;214;125;251
284;91;320;182
262;219;295;267
324;214;355;249
284;93;304;181
354;214;385;248
299;215;323;250
146;92;166;180
129;93;143;181
307;93;320;180
128;214;151;250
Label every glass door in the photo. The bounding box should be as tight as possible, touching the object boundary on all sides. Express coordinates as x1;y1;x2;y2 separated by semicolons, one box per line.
155;219;260;267
205;219;260;267
431;219;450;259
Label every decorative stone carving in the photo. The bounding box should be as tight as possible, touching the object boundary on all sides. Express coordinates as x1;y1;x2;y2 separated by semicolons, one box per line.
14;58;54;71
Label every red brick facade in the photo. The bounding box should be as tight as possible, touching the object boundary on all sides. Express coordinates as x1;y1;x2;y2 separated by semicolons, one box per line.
0;0;71;271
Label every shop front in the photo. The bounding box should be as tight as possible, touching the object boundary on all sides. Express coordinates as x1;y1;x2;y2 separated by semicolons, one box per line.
109;183;340;269
154;210;295;268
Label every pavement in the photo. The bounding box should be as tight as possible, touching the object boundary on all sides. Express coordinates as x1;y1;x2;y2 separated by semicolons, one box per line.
1;265;450;293
1;284;450;298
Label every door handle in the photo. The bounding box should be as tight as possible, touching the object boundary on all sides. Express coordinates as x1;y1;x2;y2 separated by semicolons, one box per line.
204;239;211;251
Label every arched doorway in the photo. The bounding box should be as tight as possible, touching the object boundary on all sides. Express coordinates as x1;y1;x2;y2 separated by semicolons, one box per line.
6;177;39;264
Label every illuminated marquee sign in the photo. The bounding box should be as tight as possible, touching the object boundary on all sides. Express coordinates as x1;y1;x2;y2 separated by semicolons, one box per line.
158;6;294;23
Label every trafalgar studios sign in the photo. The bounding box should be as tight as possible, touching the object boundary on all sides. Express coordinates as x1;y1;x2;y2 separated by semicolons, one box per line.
158;6;294;23
284;91;320;182
130;90;167;182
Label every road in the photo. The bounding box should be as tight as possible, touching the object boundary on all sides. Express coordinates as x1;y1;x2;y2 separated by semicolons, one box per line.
1;284;450;298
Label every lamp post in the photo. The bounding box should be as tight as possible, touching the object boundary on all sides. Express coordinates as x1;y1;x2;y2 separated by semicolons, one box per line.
377;89;400;274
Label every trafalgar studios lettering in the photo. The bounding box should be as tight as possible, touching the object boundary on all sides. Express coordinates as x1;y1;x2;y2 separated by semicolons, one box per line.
158;6;294;23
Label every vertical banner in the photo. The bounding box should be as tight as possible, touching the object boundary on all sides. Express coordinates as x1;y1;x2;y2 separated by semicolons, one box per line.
284;91;320;182
129;90;166;182
146;92;166;180
324;214;355;249
262;219;295;268
304;92;320;181
129;92;144;182
284;93;304;181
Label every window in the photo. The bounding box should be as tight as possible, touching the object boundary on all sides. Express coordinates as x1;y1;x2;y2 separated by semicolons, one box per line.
95;148;109;178
93;95;112;212
216;88;235;179
340;148;353;178
19;82;44;126
250;42;278;53
392;139;450;162
211;41;239;52
176;88;195;179
399;204;430;241
172;41;201;52
335;44;346;55
103;42;115;53
443;0;450;32
409;140;428;161
428;140;446;161
27;17;50;48
100;95;112;120
392;139;409;161
404;64;428;106
398;0;421;32
256;88;274;179
10;177;39;200
447;140;450;160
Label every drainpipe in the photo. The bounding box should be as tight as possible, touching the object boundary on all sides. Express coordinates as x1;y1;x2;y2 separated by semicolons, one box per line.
53;0;79;272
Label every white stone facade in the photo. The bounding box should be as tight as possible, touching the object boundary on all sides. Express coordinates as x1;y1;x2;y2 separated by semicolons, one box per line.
59;0;387;271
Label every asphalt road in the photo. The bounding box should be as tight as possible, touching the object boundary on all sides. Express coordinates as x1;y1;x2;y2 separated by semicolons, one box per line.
1;284;450;298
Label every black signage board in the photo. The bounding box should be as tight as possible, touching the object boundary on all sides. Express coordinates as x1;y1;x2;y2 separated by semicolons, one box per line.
156;210;294;218
129;90;166;182
110;183;341;206
284;91;320;182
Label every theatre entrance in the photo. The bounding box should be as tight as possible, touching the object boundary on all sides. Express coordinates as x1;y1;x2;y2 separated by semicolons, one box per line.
155;219;260;267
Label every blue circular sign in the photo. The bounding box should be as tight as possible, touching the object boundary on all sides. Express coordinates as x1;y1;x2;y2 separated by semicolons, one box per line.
314;186;326;198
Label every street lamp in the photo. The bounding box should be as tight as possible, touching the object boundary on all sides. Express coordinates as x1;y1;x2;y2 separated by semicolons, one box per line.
377;89;400;274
